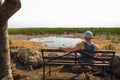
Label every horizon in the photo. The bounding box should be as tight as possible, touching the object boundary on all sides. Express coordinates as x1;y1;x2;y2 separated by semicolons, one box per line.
8;27;120;29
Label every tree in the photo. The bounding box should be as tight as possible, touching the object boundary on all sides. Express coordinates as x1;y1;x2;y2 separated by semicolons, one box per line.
0;0;21;79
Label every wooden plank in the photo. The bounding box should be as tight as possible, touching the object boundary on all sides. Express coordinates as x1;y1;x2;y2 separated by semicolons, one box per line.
41;49;115;53
45;63;75;65
45;60;74;63
41;49;65;52
94;57;112;61
45;60;109;64
44;56;112;61
92;64;109;67
45;62;110;67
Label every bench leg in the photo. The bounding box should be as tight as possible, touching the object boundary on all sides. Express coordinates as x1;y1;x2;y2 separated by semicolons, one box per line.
110;66;113;80
49;65;51;76
43;64;45;80
83;66;90;80
101;67;104;80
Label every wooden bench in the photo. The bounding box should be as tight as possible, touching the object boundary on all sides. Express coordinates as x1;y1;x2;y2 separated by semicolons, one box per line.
41;49;115;80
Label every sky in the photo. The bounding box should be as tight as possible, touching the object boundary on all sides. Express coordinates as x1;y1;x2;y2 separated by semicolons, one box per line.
8;0;120;28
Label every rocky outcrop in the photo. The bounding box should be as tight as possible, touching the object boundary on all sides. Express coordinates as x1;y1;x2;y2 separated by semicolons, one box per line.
17;48;43;67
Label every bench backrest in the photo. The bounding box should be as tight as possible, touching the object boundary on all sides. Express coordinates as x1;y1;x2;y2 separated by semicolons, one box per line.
41;49;116;67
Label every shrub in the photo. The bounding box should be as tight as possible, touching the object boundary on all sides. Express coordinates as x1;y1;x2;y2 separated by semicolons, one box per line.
104;43;116;50
111;37;120;43
9;39;12;45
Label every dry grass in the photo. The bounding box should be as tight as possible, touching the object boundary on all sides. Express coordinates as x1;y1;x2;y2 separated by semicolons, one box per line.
11;39;44;51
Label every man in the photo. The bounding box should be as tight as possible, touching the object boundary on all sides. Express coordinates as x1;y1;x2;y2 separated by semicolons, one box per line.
59;31;99;73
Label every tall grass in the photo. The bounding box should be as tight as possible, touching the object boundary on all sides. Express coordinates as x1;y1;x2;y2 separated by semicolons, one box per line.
8;27;120;35
104;43;116;50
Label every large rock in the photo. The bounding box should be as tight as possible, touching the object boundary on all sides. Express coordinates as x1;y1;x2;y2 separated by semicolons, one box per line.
17;48;43;67
112;53;120;78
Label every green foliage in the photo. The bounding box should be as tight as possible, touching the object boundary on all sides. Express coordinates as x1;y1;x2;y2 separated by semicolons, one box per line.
8;27;120;35
9;39;12;45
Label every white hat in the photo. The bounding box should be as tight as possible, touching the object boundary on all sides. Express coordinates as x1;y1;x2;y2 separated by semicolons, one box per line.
83;31;93;39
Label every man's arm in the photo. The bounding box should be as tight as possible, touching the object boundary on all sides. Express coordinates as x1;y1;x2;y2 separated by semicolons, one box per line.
59;42;83;52
95;44;99;50
94;44;101;57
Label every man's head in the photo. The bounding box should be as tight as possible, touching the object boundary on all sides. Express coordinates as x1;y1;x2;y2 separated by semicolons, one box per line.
83;31;93;39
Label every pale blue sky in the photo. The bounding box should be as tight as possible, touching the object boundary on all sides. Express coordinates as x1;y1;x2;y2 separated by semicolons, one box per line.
8;0;120;28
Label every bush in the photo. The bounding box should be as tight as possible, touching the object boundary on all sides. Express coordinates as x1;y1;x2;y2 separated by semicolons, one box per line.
111;37;120;43
104;43;116;50
9;39;12;45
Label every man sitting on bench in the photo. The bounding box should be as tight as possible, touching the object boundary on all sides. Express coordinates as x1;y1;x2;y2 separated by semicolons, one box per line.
59;31;99;73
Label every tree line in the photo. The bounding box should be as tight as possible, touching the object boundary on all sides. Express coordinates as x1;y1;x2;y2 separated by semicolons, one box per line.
8;27;120;35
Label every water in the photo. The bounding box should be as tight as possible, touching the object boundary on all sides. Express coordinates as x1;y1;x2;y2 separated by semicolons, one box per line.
30;36;83;48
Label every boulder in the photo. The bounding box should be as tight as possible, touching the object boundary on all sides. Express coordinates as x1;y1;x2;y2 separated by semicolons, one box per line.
17;48;43;67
